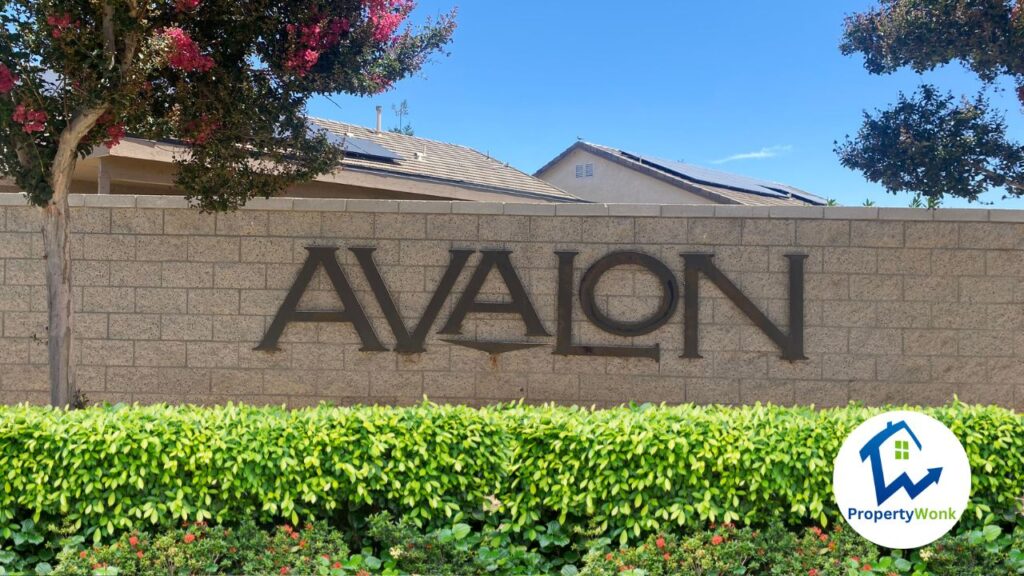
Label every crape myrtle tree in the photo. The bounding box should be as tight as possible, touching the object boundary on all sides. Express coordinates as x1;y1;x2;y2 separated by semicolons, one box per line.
836;0;1024;202
0;0;455;406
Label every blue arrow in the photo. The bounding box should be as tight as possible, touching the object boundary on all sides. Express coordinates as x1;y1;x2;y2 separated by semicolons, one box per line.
869;455;943;505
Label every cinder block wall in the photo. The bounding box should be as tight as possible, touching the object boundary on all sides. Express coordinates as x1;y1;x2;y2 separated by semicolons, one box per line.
1;194;1021;409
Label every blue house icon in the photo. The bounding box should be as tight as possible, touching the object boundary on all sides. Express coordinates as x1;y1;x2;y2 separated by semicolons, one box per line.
859;420;943;506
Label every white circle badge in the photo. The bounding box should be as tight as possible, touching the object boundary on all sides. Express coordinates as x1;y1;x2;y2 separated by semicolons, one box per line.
833;411;971;549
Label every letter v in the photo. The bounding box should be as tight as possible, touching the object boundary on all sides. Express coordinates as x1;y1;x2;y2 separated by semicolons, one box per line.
351;247;473;353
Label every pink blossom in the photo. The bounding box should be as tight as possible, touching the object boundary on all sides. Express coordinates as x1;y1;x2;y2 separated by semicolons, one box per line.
104;124;126;148
365;0;414;43
183;116;221;145
175;0;201;11
12;104;48;133
0;64;17;94
282;15;349;76
47;13;73;39
285;48;321;76
369;73;393;94
162;27;215;72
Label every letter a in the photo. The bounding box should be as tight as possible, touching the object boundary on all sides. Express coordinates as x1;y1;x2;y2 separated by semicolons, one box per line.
255;246;385;352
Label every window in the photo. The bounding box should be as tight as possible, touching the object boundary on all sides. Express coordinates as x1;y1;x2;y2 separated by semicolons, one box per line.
575;163;594;179
894;439;909;460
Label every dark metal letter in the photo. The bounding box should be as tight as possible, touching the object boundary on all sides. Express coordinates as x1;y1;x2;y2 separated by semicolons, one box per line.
351;247;472;353
579;251;679;336
682;253;807;361
439;250;549;337
255;246;385;352
554;251;661;361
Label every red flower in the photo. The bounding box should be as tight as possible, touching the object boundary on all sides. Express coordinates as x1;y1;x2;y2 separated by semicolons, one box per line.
129;535;139;547
662;553;671;561
280;568;290;575
183;533;196;544
47;13;73;38
12;104;47;133
710;535;724;546
331;562;342;569
136;551;144;559
862;565;872;571
0;63;17;93
365;0;414;43
655;536;666;550
182;116;220;145
162;28;215;72
79;551;87;559
290;531;300;540
175;0;201;11
604;553;613;561
808;570;819;576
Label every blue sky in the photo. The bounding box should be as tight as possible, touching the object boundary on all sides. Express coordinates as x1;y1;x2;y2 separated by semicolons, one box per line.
307;1;1024;208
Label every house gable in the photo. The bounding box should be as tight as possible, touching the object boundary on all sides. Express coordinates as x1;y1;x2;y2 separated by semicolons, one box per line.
536;146;716;205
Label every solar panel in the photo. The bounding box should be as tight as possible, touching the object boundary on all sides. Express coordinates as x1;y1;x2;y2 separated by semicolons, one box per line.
764;183;827;206
626;153;788;198
340;135;403;161
310;127;403;161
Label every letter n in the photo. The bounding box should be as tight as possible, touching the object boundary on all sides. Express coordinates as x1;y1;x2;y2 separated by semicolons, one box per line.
681;253;807;361
255;246;385;352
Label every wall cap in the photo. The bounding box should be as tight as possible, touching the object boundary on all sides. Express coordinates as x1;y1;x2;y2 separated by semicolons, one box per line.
0;194;1013;223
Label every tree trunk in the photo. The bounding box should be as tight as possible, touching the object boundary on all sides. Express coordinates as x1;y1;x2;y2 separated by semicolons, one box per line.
40;107;107;408
43;189;75;407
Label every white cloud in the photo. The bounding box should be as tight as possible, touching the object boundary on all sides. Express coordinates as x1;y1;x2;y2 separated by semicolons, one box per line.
712;145;793;164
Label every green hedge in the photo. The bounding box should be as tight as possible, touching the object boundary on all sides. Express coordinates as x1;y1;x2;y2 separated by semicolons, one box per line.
0;402;1020;543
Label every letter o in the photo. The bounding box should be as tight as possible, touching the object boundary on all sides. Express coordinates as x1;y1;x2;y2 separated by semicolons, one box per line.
579;251;678;337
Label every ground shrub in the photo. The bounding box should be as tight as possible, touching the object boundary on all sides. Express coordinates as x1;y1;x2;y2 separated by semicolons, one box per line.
35;520;1024;576
579;523;1024;576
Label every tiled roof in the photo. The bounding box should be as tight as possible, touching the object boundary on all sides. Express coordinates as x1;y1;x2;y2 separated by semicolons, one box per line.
538;142;824;207
311;119;578;202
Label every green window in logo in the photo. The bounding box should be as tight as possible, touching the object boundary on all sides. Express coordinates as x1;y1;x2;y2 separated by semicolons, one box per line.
895;440;910;460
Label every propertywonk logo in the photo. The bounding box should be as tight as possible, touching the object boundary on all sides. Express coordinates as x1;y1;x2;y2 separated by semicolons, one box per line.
832;411;971;549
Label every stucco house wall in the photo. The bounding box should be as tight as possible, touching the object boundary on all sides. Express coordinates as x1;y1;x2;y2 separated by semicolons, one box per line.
537;147;713;204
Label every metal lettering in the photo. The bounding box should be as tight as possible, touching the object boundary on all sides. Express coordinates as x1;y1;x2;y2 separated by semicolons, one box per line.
439;250;549;337
682;253;807;361
351;247;472;353
255;246;384;352
554;251;660;360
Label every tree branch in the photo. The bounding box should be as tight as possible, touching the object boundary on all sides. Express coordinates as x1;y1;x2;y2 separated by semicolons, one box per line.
50;107;108;202
120;32;140;74
980;167;1024;192
102;2;116;68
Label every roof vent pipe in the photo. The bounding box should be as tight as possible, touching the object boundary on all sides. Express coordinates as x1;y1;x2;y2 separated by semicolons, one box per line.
375;105;383;134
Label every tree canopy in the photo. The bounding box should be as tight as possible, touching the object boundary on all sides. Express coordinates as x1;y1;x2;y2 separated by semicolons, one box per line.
0;0;455;406
0;0;455;210
837;0;1024;201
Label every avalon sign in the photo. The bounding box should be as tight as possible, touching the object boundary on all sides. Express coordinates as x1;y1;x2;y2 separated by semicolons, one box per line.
256;246;809;362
